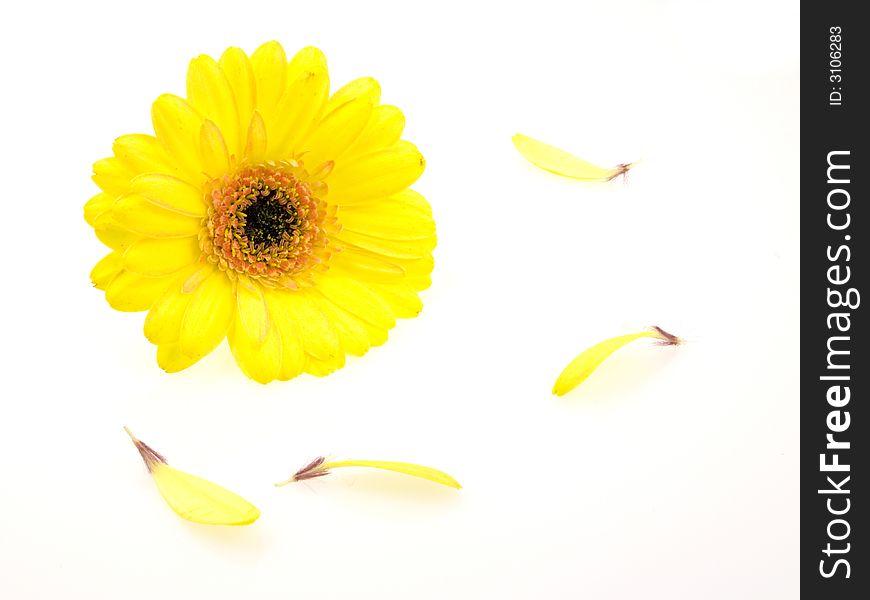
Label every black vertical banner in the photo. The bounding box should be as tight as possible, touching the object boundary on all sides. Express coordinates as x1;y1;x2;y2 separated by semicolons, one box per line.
802;3;868;597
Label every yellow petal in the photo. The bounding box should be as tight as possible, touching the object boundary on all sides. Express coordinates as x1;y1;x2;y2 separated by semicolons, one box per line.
303;352;346;377
264;289;305;380
280;458;461;490
250;41;287;119
145;270;197;344
269;46;329;157
330;249;406;283
336;229;436;260
359;319;388;348
151;94;205;183
112;194;203;238
129;173;207;216
315;275;395;330
156;341;202;373
151;464;259;525
234;277;270;346
199;119;231;178
90;251;123;290
92;157;133;196
512;133;635;181
112;134;176;176
125;428;259;526
124;237;201;276
316;297;373;356
105;270;174;312
298;77;379;167
324;77;381;113
301;93;374;169
552;328;681;396
343;104;404;158
339;193;435;240
365;282;423;318
327;297;389;348
244;111;267;164
93;212;140;250
218;47;256;157
228;306;282;384
271;290;340;362
186;55;239;160
394;187;433;216
84;193;114;226
94;211;141;250
325;460;460;489
179;267;235;360
391;255;434;290
327;141;425;205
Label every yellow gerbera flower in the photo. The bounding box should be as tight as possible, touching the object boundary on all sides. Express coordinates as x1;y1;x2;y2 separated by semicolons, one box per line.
85;41;435;383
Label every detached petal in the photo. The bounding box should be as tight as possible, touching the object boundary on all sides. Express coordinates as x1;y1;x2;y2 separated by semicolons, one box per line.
512;133;635;181
125;428;259;525
321;459;461;489
552;328;681;396
151;464;260;525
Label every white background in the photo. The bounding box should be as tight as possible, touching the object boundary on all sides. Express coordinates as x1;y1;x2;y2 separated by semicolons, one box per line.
0;0;799;598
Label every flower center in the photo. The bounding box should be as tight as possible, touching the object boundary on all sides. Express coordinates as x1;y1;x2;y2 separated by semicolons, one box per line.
243;188;299;247
200;162;338;289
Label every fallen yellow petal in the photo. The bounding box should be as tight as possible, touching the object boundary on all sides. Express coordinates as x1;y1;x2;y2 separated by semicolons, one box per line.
552;326;681;396
124;427;260;526
512;133;637;182
276;456;461;489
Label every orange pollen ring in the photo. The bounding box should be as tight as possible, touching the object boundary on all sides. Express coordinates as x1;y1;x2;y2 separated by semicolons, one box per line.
200;164;331;287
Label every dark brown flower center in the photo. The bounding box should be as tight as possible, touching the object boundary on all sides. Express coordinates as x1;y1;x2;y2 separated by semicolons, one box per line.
243;187;299;247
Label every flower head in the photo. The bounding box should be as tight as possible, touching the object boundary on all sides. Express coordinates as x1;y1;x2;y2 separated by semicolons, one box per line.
85;42;435;383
